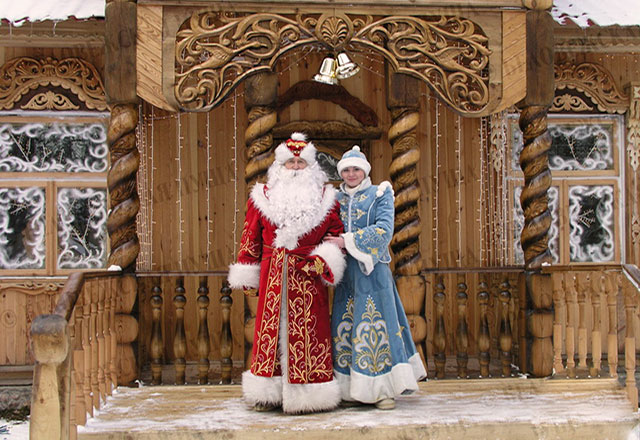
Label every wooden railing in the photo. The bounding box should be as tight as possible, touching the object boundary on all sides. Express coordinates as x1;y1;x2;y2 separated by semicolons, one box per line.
136;272;236;385
544;264;640;409
420;268;523;379
30;271;122;440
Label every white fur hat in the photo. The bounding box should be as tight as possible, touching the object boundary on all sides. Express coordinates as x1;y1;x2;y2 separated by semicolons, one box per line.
274;132;317;166
336;145;371;176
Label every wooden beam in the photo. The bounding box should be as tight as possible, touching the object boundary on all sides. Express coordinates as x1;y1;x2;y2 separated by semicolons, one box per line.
105;0;138;105
519;10;554;108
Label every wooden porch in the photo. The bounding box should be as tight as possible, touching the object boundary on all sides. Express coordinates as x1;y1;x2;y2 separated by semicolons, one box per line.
76;379;640;440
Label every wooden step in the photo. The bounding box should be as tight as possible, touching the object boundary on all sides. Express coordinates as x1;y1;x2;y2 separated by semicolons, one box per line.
77;378;640;440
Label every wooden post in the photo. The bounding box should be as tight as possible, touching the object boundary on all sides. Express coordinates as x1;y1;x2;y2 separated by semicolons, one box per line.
243;72;278;369
386;69;426;371
105;0;140;386
197;277;211;385
433;276;446;379
551;273;566;375
499;279;513;377
220;281;234;384
455;275;469;378
516;6;555;378
173;277;187;385
590;272;603;378
150;281;163;385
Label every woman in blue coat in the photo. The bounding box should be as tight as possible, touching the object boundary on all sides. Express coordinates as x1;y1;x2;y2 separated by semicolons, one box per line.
325;146;426;410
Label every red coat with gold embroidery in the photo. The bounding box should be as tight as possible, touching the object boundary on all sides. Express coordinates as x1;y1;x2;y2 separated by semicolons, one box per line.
228;183;345;384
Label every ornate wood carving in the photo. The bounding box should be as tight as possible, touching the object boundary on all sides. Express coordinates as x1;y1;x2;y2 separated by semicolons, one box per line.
0;57;107;111
628;83;640;171
0;280;64;295
22;91;80;111
273;121;382;140
551;94;594;113
175;11;491;115
518;106;552;269
554;62;628;114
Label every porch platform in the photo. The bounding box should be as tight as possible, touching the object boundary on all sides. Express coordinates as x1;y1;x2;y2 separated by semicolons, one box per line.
78;378;640;440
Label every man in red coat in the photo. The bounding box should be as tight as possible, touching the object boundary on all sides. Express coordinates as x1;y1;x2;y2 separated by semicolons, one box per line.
228;132;346;414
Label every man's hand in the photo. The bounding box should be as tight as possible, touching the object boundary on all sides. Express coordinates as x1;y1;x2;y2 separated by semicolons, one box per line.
324;235;345;249
296;255;326;277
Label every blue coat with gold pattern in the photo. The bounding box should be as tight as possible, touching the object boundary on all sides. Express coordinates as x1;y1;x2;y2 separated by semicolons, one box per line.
331;177;427;403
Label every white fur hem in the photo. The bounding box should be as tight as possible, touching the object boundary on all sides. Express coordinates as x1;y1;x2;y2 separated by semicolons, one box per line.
282;379;341;414
335;353;426;403
310;242;346;285
227;262;261;289
242;370;283;405
343;232;374;275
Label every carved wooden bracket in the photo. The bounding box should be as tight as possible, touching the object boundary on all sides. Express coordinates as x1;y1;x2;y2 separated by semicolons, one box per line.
0;57;107;111
137;4;527;117
628;83;640;171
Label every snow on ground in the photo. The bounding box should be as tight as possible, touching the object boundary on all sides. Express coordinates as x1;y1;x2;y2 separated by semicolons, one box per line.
0;419;28;440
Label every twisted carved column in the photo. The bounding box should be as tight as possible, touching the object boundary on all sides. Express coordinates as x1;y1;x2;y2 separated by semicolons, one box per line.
107;103;140;271
105;0;139;385
387;72;426;370
242;72;277;368
518;106;552;270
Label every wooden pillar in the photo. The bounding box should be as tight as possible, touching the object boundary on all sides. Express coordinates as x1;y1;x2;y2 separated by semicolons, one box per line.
517;4;555;378
105;0;140;385
243;72;278;368
386;69;427;370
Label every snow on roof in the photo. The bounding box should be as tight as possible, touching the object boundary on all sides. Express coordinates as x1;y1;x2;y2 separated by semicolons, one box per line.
0;0;104;25
552;0;640;27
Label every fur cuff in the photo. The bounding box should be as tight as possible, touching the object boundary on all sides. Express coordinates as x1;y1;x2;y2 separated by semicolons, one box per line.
227;262;261;289
343;232;374;275
242;371;283;405
310;241;346;286
282;378;341;414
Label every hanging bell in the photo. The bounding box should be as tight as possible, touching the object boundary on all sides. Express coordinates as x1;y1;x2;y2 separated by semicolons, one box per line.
336;52;360;80
313;57;339;85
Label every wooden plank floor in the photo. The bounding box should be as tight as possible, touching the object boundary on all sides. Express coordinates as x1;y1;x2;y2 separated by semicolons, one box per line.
78;378;640;440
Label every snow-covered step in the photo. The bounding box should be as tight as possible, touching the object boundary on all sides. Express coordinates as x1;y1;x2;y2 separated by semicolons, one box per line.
77;378;640;440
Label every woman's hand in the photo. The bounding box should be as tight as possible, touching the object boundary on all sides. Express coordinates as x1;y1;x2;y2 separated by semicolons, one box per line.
324;235;345;249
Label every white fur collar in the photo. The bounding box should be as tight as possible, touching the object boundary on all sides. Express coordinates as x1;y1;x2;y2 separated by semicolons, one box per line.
250;183;337;250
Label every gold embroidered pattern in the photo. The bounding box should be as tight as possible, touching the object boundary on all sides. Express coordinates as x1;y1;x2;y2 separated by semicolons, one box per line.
238;219;261;258
354;297;392;374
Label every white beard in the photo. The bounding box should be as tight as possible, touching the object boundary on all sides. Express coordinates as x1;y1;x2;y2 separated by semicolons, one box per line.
264;163;328;249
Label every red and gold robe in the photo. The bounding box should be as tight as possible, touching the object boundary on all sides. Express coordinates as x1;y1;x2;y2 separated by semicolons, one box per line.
228;182;345;413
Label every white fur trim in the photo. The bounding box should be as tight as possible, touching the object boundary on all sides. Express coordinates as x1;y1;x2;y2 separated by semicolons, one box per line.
274;132;317;166
334;354;425;404
310;241;346;286
376;180;394;198
251;183;337;250
282;377;341;414
227;262;261;289
241;370;283;405
343;232;374;275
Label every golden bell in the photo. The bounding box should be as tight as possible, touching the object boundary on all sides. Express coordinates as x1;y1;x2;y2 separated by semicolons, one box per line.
336;52;360;80
313;57;338;85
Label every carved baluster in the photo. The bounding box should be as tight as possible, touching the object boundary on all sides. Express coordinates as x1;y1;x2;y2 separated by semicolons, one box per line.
68;299;81;429
109;277;118;389
456;275;469;378
499;279;513;377
82;284;92;417
150;281;164;385
173;277;187;384
477;278;491;378
551;273;566;375
103;278;112;393
72;294;86;426
623;278;638;410
577;273;589;373
433;277;446;379
90;282;100;410
197;277;211;384
565;273;577;378
97;281;106;402
590;272;603;378
606;273;619;378
220;281;234;384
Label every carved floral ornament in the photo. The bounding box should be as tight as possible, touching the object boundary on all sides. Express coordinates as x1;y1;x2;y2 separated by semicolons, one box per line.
0;57;107;111
175;11;491;115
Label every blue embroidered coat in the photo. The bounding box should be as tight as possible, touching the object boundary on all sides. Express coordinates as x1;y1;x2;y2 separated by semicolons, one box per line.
331;178;427;403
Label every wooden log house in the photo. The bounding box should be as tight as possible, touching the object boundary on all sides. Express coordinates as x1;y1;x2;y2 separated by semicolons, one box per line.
0;0;639;437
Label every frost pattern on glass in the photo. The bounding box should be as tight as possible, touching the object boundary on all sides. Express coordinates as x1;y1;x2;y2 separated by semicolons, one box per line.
568;185;614;262
513;186;559;265
317;151;340;181
510;118;614;172
0;187;46;269
57;188;108;269
0;122;108;172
